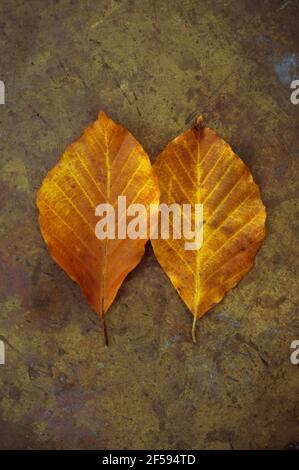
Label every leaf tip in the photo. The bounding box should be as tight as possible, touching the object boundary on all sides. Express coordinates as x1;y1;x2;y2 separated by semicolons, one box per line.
98;110;110;123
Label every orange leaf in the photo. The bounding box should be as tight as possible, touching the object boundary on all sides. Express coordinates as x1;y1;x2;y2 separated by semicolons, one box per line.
151;116;266;342
37;111;159;343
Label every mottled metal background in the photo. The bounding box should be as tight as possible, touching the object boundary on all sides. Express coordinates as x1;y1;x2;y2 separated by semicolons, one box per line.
0;0;299;450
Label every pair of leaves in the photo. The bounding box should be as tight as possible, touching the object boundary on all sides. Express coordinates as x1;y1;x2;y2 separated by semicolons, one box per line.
37;112;266;343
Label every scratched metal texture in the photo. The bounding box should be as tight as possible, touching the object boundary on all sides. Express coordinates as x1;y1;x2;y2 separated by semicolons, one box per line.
0;0;299;450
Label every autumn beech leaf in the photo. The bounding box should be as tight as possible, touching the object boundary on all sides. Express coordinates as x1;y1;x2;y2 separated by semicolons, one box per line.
151;116;266;342
37;111;159;345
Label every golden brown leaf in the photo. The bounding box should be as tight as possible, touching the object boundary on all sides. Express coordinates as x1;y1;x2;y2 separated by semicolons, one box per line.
37;111;159;342
151;116;266;342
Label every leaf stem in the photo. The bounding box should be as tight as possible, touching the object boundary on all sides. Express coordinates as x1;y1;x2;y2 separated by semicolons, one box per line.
194;114;206;131
102;317;109;347
192;316;197;343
